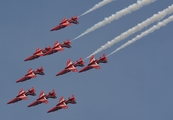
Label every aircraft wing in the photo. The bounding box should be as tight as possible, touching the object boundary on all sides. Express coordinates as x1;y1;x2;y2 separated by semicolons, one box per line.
90;62;100;69
66;65;78;72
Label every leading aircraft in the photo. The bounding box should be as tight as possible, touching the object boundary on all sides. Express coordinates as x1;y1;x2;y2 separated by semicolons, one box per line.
50;18;71;31
50;16;79;31
47;96;68;113
24;48;43;61
56;58;84;76
7;87;36;104
79;54;108;73
28;90;57;107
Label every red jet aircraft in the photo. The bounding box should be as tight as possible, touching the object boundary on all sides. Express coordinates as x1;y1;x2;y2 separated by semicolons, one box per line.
65;94;77;104
16;68;36;83
50;16;79;31
7;87;36;104
24;48;43;61
50;18;71;31
28;90;57;107
16;67;44;83
56;58;84;76
43;41;64;56
79;54;108;73
47;96;68;113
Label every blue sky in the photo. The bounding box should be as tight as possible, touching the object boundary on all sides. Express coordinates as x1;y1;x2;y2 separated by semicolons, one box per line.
1;0;173;119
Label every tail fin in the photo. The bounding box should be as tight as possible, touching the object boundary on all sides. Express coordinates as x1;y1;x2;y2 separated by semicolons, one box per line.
65;39;71;44
36;48;41;52
40;66;43;70
58;96;65;104
18;88;25;95
72;94;75;99
31;87;35;92
89;55;95;63
54;41;60;47
66;59;73;67
28;68;33;74
52;89;56;95
79;57;83;61
39;91;45;98
62;18;67;23
52;89;55;93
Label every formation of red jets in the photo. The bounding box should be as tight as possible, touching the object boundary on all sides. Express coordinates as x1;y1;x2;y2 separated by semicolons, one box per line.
7;87;76;113
24;40;71;61
8;16;108;113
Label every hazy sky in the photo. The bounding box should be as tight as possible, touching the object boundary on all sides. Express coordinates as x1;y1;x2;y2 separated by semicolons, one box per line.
1;0;173;120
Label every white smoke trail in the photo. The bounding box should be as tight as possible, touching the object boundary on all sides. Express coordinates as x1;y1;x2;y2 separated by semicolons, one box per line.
108;15;173;56
79;0;114;18
86;4;173;58
72;0;156;41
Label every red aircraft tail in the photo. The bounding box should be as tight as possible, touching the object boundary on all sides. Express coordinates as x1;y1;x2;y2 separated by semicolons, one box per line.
53;41;64;51
54;41;60;47
36;48;41;52
18;88;25;95
57;96;68;108
27;68;33;74
52;89;55;94
66;59;78;72
39;91;45;98
51;89;56;96
97;54;108;64
31;87;36;93
71;94;76;100
89;55;95;63
61;18;67;23
72;16;78;20
66;59;73;68
74;57;85;67
65;39;71;44
40;66;43;71
89;55;100;69
79;58;84;65
58;96;65;104
61;39;71;48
